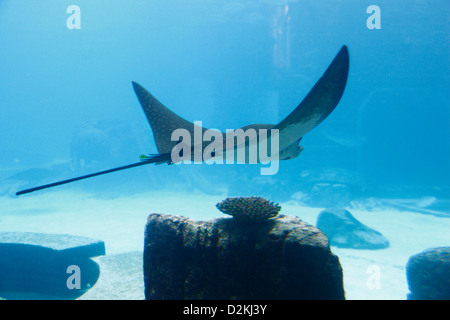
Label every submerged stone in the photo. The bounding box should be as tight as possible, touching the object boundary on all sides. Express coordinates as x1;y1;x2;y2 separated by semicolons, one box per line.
406;247;450;300
316;208;389;250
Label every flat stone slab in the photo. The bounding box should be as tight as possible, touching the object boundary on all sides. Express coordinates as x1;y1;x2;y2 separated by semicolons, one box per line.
0;232;105;258
0;232;105;299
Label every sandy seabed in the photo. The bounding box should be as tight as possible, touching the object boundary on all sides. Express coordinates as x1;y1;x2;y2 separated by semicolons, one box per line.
0;190;449;300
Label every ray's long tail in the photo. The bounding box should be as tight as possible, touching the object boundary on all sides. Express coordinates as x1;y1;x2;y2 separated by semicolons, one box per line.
15;153;171;196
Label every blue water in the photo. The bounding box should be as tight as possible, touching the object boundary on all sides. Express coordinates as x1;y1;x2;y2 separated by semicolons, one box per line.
0;0;449;300
1;0;449;201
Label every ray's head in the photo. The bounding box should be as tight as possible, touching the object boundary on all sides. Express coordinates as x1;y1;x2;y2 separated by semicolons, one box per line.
279;138;303;160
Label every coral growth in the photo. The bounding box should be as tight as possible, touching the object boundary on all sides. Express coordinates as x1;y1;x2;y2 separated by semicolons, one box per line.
216;196;281;221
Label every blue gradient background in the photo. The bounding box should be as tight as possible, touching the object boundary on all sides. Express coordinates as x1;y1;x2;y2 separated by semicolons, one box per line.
1;0;449;201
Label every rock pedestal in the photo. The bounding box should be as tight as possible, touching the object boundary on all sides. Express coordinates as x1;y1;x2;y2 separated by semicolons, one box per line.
144;213;345;300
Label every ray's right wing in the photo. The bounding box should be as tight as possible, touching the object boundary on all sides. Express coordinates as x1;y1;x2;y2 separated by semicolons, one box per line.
274;45;350;152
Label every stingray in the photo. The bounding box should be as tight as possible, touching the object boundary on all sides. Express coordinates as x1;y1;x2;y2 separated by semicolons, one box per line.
16;45;349;196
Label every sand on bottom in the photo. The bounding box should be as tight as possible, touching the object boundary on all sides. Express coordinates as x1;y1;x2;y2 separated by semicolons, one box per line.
0;190;448;300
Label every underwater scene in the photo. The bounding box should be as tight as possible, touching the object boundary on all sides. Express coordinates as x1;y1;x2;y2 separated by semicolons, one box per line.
0;0;449;301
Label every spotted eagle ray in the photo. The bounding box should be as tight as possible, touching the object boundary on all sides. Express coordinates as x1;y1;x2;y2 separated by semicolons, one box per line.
16;45;349;196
